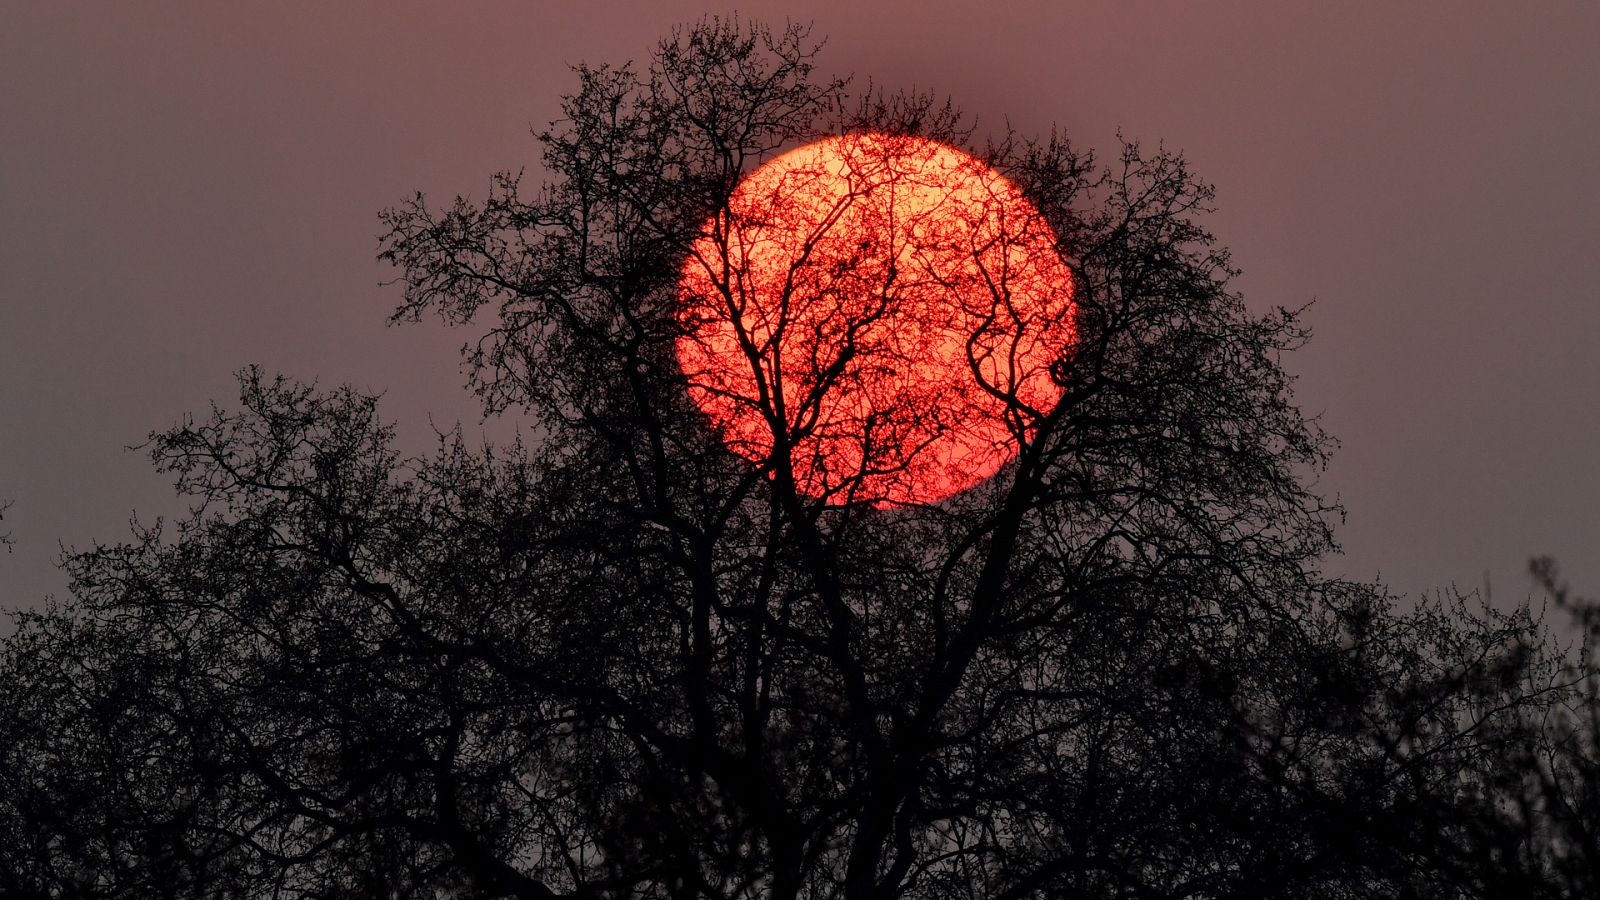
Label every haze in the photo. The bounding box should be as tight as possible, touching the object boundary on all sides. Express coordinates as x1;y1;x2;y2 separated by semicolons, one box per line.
3;2;1596;614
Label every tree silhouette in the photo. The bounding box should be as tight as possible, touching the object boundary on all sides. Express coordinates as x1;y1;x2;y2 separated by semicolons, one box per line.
2;19;1595;899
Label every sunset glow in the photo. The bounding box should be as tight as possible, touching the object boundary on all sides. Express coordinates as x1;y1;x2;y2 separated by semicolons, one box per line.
676;134;1076;505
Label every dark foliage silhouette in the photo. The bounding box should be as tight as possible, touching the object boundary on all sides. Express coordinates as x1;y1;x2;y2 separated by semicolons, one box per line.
2;19;1595;899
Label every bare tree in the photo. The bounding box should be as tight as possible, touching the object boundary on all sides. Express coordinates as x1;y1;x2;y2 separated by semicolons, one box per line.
2;19;1593;899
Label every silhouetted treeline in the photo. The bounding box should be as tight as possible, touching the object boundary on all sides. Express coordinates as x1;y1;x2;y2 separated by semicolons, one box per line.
2;20;1595;899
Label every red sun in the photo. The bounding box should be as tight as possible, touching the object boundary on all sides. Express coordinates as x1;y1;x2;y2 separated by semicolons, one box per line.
676;133;1075;505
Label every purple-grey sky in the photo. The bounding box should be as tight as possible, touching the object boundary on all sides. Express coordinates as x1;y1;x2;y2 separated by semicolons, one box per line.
4;2;1597;616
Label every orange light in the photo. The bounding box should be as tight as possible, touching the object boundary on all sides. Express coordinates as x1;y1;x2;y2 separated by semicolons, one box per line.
676;133;1075;505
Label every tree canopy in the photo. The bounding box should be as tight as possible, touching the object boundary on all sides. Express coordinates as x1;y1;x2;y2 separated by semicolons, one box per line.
3;19;1596;900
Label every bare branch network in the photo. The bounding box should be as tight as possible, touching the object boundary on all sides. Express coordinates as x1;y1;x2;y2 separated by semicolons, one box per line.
3;19;1596;900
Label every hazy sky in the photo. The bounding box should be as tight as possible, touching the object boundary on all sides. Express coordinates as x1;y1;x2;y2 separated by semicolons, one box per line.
4;2;1597;615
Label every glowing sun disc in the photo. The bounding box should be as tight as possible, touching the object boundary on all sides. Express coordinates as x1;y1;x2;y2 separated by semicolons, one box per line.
676;133;1076;505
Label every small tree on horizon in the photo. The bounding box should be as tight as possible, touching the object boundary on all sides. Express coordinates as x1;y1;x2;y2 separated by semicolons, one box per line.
2;19;1595;900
